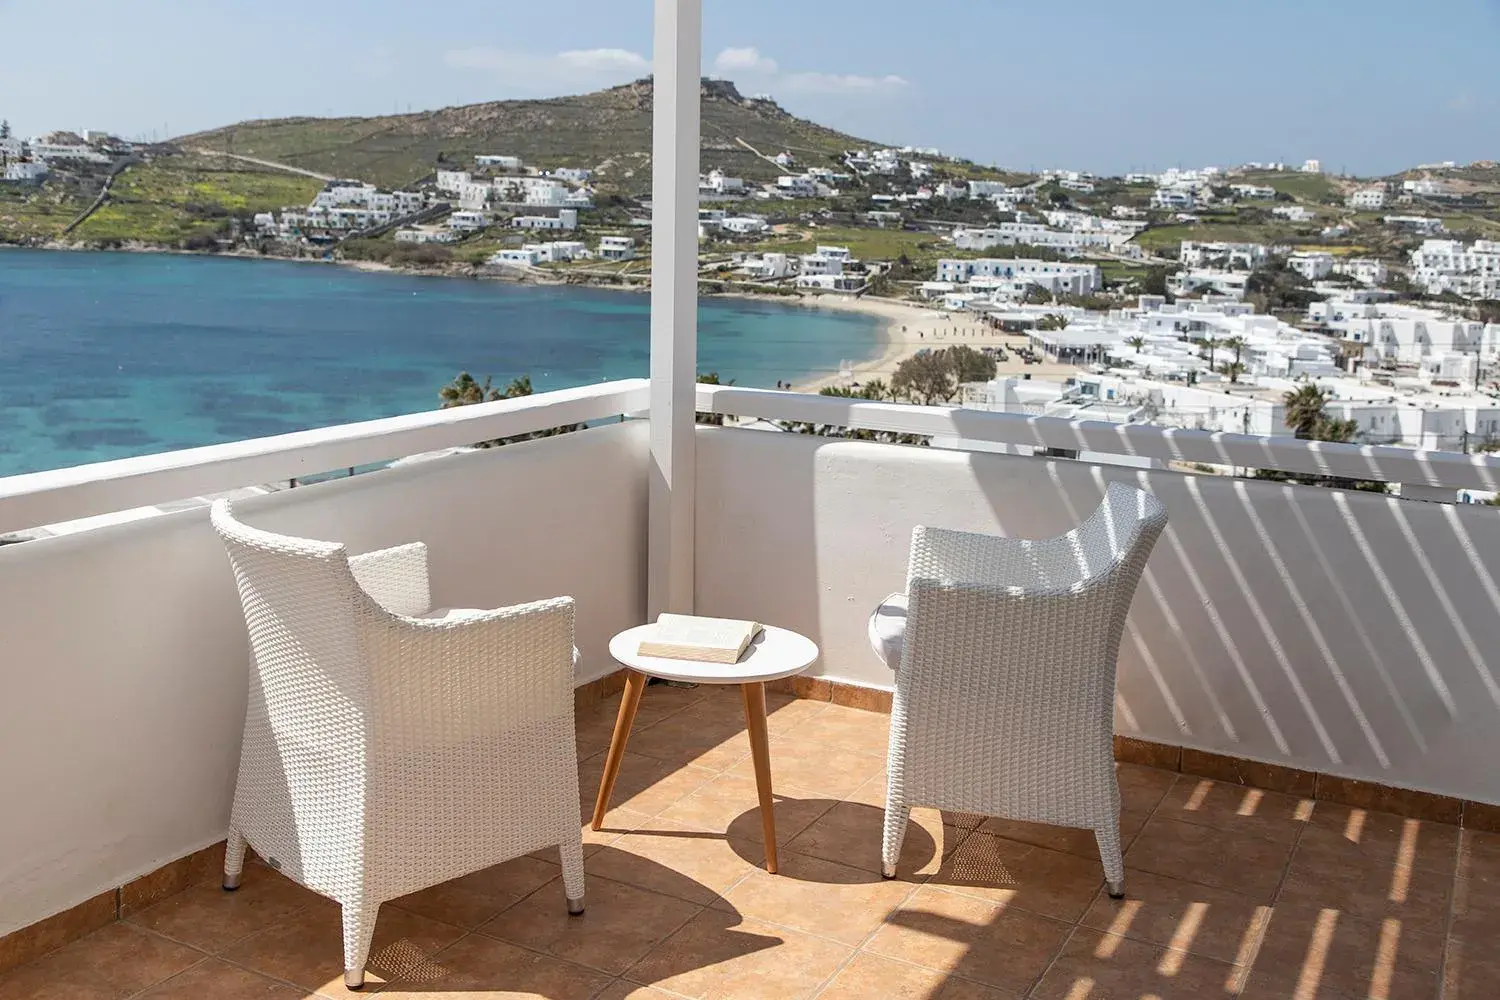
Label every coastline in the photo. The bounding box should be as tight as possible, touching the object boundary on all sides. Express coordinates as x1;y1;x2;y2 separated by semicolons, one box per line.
3;241;1060;389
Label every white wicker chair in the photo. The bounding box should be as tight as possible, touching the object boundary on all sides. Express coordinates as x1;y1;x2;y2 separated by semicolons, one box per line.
210;499;585;989
871;482;1167;897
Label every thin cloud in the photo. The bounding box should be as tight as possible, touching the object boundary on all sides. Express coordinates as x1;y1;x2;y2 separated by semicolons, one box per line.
783;71;909;94
713;46;778;76
444;46;649;90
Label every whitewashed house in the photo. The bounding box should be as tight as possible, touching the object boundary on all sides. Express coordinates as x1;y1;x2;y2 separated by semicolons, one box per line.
448;211;489;232
597;236;636;260
1347;187;1387;210
1410;239;1500;299
475;155;524;170
511;209;579;231
1287;251;1335;280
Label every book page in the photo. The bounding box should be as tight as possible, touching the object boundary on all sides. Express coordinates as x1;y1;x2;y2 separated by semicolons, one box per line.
652;613;760;652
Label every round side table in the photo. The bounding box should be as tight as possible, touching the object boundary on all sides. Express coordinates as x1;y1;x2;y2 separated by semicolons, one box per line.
590;624;819;874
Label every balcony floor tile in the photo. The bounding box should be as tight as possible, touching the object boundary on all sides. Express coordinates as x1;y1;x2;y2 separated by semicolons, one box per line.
1;683;1488;1000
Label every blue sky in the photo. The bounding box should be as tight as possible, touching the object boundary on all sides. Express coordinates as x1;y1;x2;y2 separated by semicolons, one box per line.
1;0;1497;176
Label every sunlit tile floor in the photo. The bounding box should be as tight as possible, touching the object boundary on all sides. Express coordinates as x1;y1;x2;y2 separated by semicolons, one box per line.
4;683;1498;999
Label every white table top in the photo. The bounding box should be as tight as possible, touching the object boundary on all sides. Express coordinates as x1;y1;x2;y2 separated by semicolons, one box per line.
608;623;819;684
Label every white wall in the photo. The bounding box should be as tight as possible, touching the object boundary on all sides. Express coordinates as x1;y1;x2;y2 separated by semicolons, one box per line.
695;427;1500;805
0;422;647;936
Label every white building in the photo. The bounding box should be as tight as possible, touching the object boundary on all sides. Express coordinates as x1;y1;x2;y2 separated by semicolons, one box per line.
740;252;793;279
936;258;1102;296
1231;184;1276;200
1272;205;1316;222
511;209;579;231
394;227;456;244
1318;300;1500;363
776;175;817;198
435;170;471;196
489;249;540;266
799;254;844;276
1286;251;1334;281
2;161;48;182
952;223;1118;254
1180;241;1268;270
475;155;524;170
1403;178;1456;199
720;216;768;235
28;140;110;164
1167;270;1252;299
1151;188;1196;210
552;167;593;184
1346;187;1386;210
816;245;854;263
448;211;489;232
699;169;744;196
1384;215;1446;235
1332;257;1387;286
1301;159;1322;173
524;241;590;263
795;274;863;291
1059;177;1095;193
1410;239;1500;300
598;236;636;261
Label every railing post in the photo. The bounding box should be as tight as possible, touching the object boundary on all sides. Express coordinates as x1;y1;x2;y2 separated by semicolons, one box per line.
647;0;701;619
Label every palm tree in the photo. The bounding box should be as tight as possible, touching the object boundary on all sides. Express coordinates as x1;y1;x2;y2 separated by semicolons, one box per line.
501;375;533;399
1223;335;1246;369
1283;383;1331;439
439;372;498;408
1125;335;1147;352
1218;360;1247;384
1201;336;1222;368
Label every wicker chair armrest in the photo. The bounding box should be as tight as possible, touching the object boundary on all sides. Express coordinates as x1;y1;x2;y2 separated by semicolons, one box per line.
349;542;432;616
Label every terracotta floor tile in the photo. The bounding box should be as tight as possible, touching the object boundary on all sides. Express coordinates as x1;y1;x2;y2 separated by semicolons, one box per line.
1125;816;1293;902
932;832;1106;922
124;865;323;953
1450;875;1500;928
816;952;1018;999
726;738;883;799
625;909;852;1000
655;774;835;848
1443;910;1500;1000
619;713;754;774
1239;903;1444;1000
1031;927;1248;999
593;981;685;999
133;959;303;999
1302;802;1460;876
379;933;613;999
579;752;719;820
480;876;701;976
388;856;561;929
1156;775;1314;845
0;923;204;1000
222;900;464;995
1278;850;1453;928
1117;762;1178;814
775;704;891;756
711;851;920;945
1080;869;1271;966
978;810;1151;861
863;885;1072;995
583;822;765;905
787;798;956;877
760;696;831;737
1456;827;1500;884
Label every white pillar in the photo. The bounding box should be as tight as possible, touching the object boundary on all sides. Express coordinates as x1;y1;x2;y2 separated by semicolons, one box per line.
647;0;701;618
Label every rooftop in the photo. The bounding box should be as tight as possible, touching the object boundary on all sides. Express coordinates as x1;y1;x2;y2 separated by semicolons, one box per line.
2;683;1494;999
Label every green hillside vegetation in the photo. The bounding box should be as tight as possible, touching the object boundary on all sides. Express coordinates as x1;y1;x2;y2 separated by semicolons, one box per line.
181;78;884;193
1239;170;1341;203
0;183;89;240
71;155;323;245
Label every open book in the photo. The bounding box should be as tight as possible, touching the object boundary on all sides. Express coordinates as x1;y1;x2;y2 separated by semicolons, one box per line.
637;614;764;664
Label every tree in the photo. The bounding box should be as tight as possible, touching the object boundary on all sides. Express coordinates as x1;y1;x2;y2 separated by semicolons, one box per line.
437;371;582;446
945;344;998;384
1021;283;1052;305
891;351;957;405
1125;335;1147;352
1217;360;1247;383
1036;313;1069;331
1142;266;1172;298
1223;335;1246;369
0;120;9;139
1282;383;1330;439
1201;336;1221;369
696;371;733;425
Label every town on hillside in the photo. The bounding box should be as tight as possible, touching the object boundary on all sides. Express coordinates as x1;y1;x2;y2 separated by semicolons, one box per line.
4;94;1500;466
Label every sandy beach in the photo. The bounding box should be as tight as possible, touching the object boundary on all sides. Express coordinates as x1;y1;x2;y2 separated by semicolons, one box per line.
785;295;1082;393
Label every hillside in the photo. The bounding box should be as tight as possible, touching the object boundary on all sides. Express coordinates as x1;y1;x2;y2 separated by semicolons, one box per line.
180;78;884;193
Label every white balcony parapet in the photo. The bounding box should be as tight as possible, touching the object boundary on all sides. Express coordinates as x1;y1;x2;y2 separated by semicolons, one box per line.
695;385;1500;494
0;379;650;535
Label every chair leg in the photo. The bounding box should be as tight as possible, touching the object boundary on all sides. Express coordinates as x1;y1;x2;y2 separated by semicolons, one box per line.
882;801;910;879
342;901;380;990
560;833;586;915
222;829;247;891
1095;824;1125;898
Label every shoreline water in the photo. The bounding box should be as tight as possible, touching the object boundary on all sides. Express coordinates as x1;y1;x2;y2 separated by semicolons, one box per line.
2;242;1077;391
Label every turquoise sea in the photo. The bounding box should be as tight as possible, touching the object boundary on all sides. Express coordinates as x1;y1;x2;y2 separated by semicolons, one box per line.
0;249;883;476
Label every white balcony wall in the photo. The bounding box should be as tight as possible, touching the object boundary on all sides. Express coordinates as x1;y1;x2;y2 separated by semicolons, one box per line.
695;426;1500;806
0;422;647;937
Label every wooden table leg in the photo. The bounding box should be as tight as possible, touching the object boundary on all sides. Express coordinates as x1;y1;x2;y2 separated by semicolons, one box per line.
591;669;647;830
742;681;778;874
